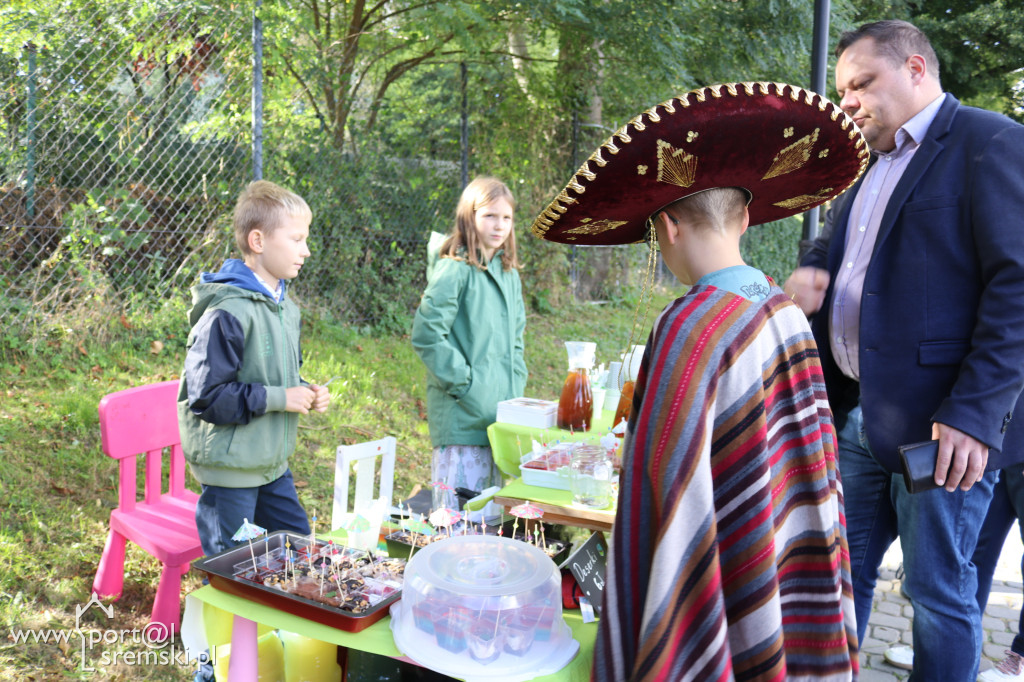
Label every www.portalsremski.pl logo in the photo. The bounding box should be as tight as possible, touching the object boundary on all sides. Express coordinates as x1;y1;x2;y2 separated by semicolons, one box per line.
8;593;213;671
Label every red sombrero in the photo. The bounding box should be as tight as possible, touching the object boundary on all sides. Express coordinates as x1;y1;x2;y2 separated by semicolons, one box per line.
532;82;868;245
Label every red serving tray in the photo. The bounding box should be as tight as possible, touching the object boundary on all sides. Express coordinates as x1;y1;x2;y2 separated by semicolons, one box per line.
192;530;401;633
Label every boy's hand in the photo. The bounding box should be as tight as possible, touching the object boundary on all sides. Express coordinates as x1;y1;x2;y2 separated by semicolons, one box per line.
310;384;331;413
284;385;318;414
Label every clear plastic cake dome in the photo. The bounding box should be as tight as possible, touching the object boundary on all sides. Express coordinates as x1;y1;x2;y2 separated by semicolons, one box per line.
390;534;578;680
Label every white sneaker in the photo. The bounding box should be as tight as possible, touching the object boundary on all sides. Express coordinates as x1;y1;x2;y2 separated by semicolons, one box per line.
884;645;914;671
979;651;1024;681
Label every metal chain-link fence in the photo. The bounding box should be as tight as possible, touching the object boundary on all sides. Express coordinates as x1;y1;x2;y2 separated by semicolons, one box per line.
0;0;481;336
0;2;253;334
0;1;655;340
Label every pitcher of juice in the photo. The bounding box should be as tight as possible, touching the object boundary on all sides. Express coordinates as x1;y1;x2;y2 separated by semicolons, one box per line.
612;379;635;435
557;341;596;431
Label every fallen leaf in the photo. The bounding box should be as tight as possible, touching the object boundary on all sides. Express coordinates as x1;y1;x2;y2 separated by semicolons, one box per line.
294;480;309;488
356;345;364;352
150;340;164;354
119;314;132;330
77;343;87;356
50;483;73;496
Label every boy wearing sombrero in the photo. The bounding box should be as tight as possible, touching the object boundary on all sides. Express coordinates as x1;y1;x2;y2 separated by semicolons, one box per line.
534;83;866;680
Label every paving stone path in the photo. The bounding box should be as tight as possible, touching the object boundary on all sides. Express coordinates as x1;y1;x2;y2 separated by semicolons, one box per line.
859;524;1024;681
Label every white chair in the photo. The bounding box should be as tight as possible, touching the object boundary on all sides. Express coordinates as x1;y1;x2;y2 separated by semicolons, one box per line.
331;436;397;533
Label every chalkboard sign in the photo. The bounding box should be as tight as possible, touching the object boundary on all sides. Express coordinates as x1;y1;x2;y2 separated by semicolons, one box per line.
560;532;608;617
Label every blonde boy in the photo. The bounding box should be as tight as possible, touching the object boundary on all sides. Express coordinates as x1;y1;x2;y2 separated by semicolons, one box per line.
178;180;329;555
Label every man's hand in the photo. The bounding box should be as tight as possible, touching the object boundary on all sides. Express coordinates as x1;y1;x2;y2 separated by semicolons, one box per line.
784;266;830;316
284;385;317;414
932;422;988;492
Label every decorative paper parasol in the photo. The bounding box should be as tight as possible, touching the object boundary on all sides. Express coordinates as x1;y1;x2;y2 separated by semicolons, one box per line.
401;516;433;535
430;480;457;509
429;507;461;537
232;518;267;574
232;518;267;542
509;502;544;520
346;514;371;533
429;507;461;527
510;502;544;545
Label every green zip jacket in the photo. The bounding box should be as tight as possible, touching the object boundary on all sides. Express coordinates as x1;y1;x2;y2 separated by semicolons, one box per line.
412;243;528;447
177;259;302;487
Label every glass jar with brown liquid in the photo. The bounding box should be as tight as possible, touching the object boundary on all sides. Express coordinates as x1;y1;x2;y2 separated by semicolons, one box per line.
557;342;596;431
612;379;635;434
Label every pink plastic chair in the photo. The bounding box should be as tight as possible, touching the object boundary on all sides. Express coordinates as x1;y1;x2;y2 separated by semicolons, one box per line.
92;380;202;638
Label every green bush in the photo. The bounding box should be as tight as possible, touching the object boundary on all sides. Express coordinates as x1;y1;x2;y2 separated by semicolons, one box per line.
740;215;803;284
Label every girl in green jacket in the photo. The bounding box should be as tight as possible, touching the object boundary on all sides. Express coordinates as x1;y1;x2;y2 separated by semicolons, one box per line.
412;177;528;511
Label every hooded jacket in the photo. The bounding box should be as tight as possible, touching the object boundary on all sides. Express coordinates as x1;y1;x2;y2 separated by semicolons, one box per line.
177;259;303;487
412;235;528;447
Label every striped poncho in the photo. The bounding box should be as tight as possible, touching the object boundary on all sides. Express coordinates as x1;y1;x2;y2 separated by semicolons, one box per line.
594;286;857;681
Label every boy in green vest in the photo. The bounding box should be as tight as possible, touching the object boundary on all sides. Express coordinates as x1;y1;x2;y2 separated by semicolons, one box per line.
177;180;330;555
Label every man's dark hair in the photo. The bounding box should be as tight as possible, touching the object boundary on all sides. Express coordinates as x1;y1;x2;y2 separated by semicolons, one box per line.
836;20;941;83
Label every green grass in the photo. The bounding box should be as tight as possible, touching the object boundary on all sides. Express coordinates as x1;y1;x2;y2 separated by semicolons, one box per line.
0;286;678;680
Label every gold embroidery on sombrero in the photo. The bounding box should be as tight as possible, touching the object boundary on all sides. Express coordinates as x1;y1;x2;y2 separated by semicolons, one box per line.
578;164;597;181
656;139;698;189
773;188;834;210
637;165;648;175
590;148;609;167
819;149;830;159
763;128;820;180
565;219;628;235
686;131;698;143
568;177;586;194
783;127;794;138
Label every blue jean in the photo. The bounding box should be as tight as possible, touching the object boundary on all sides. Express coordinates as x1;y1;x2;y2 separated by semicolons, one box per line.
974;466;1024;657
195;469;311;556
837;403;996;681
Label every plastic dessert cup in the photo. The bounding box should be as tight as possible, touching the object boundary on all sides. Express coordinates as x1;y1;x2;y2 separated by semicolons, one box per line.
518;604;554;641
411;598;444;634
503;617;535;656
467;621;504;665
434;606;474;653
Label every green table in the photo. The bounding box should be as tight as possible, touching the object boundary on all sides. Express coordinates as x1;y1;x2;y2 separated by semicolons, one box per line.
190;584;597;681
487;410;617;478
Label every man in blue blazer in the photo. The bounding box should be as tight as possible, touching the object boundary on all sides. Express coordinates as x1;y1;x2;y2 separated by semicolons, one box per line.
785;19;1024;681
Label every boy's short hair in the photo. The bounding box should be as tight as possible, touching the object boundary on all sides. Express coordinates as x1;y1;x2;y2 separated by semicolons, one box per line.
233;180;312;255
666;187;748;234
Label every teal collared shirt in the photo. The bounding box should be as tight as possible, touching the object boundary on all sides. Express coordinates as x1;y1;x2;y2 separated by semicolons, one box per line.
696;265;772;301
